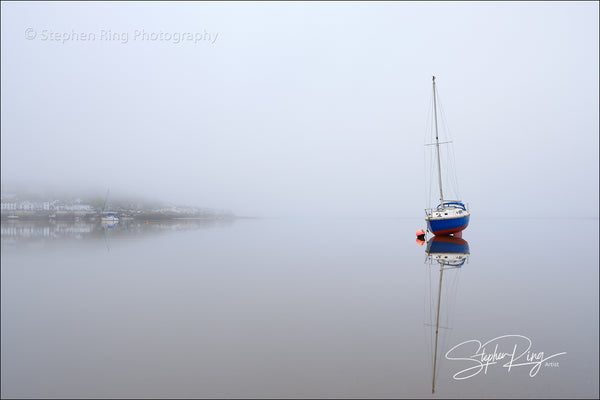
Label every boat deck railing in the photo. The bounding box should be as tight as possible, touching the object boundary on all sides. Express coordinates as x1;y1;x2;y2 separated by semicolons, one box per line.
425;201;469;215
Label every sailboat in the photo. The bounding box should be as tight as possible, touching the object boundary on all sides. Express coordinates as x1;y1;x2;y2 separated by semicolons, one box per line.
424;235;469;394
100;189;119;223
425;76;470;236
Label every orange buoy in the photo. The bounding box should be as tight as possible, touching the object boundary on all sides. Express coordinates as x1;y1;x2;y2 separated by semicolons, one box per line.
416;229;426;244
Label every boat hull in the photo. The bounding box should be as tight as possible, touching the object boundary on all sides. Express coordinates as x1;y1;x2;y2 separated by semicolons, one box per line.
427;215;469;236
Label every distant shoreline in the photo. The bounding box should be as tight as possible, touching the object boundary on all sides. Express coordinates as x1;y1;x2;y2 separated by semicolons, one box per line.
0;210;238;221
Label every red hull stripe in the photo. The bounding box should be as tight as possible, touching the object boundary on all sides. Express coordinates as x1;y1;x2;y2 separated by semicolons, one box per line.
431;225;468;236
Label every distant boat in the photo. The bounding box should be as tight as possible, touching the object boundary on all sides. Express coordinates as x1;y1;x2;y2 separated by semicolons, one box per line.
101;212;119;223
425;76;470;236
100;189;119;223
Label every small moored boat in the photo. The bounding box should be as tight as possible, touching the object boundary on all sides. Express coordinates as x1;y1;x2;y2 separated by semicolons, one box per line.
424;76;470;236
101;212;119;222
100;189;119;223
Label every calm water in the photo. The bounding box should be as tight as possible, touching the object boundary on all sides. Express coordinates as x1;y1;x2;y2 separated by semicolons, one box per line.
1;217;598;398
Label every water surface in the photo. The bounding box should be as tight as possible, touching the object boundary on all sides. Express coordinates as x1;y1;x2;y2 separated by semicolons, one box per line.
1;217;598;398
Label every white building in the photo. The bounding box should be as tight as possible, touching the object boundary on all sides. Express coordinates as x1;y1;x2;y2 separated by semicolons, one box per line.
18;201;35;211
15;201;51;211
1;202;17;211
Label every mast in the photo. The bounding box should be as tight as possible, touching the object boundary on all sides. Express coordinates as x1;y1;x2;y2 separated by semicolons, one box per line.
432;76;444;206
101;188;109;214
432;261;444;394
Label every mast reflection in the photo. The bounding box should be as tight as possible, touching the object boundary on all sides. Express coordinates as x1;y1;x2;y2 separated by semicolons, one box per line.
424;235;470;394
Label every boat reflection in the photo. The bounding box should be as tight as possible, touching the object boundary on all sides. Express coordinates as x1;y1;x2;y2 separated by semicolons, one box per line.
424;235;470;394
101;220;119;252
101;220;119;230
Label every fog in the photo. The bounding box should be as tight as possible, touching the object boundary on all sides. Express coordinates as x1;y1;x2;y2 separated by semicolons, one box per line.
1;1;598;218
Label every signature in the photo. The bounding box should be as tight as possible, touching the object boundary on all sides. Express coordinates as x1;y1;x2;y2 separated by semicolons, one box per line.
445;334;566;379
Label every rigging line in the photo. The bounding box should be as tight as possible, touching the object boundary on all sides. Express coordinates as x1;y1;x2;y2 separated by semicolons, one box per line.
424;89;434;145
424;136;431;211
425;141;452;146
430;264;436;326
436;83;454;142
432;77;444;205
448;269;462;327
438;270;459;370
442;145;460;201
447;269;461;325
429;93;437;208
427;264;435;367
424;90;434;210
432;263;444;389
438;266;461;369
426;263;432;322
451;148;461;199
427;147;435;210
423;262;429;324
444;133;460;199
436;87;462;200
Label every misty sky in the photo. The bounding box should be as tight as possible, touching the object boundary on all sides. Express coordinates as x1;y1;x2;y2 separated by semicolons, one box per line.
1;1;598;218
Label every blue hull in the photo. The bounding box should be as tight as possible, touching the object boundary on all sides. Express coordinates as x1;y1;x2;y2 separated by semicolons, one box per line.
427;215;470;236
